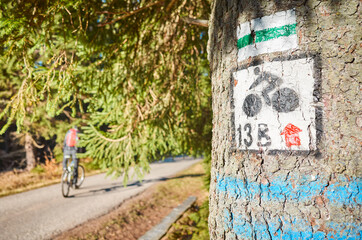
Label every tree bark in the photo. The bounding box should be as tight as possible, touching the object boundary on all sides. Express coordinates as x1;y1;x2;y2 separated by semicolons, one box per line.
4;129;10;153
25;133;36;171
208;0;361;239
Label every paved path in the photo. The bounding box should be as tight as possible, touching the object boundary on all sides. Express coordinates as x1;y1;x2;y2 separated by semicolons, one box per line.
0;157;201;240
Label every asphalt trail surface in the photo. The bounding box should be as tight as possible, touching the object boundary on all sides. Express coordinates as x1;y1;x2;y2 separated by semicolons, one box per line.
0;157;201;240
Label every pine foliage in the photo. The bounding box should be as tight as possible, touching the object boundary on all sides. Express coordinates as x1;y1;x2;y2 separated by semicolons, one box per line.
0;0;212;181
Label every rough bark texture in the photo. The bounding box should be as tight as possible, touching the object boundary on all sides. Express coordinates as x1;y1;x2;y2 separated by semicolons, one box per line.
208;0;360;239
25;133;36;171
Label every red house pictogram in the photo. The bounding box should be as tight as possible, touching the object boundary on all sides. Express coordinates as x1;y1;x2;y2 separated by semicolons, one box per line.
281;123;302;147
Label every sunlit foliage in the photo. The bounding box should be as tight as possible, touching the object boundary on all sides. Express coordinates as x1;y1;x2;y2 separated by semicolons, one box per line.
0;0;211;181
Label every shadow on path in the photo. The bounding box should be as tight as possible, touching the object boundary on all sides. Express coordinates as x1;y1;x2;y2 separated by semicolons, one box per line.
68;173;204;198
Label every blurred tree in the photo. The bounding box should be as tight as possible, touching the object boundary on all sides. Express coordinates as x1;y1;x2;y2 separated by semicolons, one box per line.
0;0;211;180
0;53;74;170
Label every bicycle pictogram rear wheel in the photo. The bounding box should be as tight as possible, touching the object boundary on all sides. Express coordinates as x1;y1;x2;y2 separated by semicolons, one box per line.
271;88;299;113
242;93;262;117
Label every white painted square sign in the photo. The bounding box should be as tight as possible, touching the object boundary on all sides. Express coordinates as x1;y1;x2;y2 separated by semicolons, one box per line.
233;58;317;151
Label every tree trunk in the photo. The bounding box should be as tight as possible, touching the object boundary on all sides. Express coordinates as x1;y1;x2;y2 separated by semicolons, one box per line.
208;0;360;239
4;129;10;153
25;133;36;171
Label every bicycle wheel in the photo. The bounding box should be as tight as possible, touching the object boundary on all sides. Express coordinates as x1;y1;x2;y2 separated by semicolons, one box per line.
61;171;70;197
75;165;85;188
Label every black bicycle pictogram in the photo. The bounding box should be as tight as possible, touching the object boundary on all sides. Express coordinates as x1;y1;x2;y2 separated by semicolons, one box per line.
242;67;299;117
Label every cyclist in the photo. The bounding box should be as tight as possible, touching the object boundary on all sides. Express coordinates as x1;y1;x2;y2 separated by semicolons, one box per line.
63;126;79;187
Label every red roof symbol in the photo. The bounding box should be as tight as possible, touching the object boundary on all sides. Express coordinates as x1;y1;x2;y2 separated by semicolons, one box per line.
281;123;302;135
281;123;302;147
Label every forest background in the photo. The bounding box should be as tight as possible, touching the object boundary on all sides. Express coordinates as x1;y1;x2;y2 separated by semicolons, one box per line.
0;0;212;186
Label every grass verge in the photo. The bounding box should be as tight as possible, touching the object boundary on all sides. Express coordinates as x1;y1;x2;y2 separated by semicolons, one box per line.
161;199;210;240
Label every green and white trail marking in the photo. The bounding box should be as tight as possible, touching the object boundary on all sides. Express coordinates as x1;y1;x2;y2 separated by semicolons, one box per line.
237;9;298;61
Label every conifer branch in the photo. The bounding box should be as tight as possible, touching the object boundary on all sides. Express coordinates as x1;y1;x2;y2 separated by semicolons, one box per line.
0;0;212;180
90;125;129;143
63;110;75;120
165;0;178;12
31;137;44;149
97;1;164;27
182;17;209;27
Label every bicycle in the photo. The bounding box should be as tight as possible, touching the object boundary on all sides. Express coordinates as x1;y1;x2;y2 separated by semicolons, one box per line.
242;67;299;117
61;156;85;197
